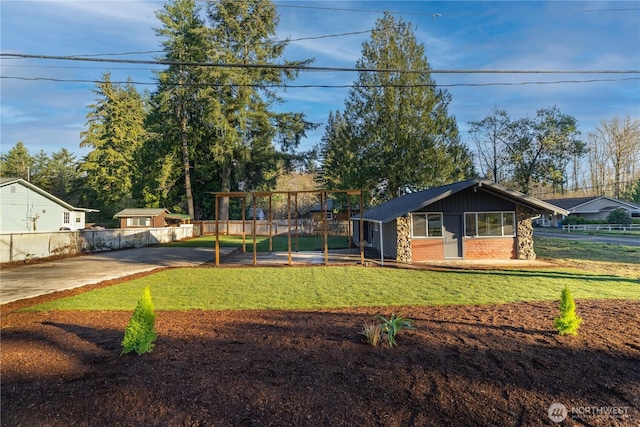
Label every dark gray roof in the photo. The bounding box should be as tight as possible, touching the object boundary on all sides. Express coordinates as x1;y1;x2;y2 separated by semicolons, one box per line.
353;178;570;223
542;196;600;210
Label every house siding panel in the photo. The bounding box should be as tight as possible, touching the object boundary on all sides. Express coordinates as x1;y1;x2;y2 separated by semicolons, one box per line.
464;237;516;259
416;188;515;214
412;239;444;261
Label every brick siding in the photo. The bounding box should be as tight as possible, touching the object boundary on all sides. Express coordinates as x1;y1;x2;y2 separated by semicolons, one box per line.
411;239;445;261
463;237;516;259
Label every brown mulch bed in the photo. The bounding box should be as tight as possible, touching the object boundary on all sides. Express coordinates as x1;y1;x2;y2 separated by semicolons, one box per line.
2;290;639;426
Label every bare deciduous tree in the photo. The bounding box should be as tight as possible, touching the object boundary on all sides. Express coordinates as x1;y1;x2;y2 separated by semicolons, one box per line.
588;116;640;198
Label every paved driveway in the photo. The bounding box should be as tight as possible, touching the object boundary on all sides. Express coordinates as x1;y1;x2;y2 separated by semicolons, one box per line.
0;246;228;304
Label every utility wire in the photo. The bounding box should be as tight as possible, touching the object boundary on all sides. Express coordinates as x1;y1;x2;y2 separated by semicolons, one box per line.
3;75;638;88
272;3;640;17
2;53;639;75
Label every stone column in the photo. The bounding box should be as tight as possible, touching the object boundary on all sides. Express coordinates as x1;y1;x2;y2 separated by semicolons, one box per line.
396;216;412;263
516;204;536;260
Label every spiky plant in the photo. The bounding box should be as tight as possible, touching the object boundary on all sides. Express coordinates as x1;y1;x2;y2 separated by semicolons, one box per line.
554;286;583;336
360;322;383;347
376;313;416;347
121;287;157;355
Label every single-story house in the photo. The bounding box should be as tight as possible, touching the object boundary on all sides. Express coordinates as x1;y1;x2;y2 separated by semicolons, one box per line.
114;208;192;229
352;178;569;263
0;177;98;232
542;196;640;226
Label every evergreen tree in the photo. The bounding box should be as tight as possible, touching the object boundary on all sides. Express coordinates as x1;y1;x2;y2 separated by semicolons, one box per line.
78;73;148;219
0;141;33;179
151;0;209;218
150;0;314;219
200;0;313;219
554;286;583;336
321;13;473;204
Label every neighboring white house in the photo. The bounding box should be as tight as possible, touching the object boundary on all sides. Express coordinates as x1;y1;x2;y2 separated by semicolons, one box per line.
0;178;98;232
543;196;640;226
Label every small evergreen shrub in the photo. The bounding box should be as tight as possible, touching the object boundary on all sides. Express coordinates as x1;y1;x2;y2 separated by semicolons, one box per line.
121;287;157;355
554;286;583;336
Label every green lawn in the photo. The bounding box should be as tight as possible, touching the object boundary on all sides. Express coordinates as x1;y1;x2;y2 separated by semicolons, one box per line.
27;266;640;312
534;237;639;264
166;235;350;252
22;235;640;312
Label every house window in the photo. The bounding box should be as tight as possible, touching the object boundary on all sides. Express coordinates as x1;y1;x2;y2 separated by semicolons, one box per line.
411;213;443;238
127;217;151;227
63;211;70;224
464;212;515;237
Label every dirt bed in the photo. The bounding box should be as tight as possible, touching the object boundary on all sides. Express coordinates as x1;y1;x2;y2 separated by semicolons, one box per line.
2;293;639;426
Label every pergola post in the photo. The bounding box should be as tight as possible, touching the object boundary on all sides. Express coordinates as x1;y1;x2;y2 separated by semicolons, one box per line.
215;194;220;266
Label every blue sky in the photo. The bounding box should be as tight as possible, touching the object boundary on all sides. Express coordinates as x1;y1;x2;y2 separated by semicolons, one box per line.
1;1;639;160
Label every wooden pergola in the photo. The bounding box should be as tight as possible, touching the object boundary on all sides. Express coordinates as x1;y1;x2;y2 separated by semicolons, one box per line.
210;190;365;266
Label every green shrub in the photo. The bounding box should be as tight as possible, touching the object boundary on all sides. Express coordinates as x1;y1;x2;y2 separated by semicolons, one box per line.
554;286;583;336
376;313;415;347
121;287;157;355
562;215;585;225
606;208;632;225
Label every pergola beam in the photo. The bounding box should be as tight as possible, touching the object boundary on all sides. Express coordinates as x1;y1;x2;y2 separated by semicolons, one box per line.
210;189;365;266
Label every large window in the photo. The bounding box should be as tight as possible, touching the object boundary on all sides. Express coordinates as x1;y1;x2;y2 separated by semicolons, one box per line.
127;217;151;227
63;211;70;224
411;213;443;238
465;212;515;237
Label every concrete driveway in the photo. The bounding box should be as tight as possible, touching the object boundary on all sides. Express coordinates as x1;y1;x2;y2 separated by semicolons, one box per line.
0;246;229;305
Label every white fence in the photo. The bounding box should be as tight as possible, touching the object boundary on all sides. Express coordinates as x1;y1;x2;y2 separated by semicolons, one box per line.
562;224;640;232
0;225;194;263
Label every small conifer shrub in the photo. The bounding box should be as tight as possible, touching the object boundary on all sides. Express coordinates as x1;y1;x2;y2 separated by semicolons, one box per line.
554;286;583;336
121;287;157;355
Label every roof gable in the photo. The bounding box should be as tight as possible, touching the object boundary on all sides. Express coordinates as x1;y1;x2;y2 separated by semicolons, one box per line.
355;178;570;223
544;196;640;212
0;178;98;212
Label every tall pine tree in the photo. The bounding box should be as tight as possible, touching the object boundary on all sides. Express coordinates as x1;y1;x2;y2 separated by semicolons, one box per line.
321;13;473;204
78;73;148;219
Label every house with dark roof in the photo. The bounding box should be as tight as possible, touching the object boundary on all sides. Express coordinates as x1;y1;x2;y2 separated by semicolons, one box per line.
352;178;569;264
114;208;192;229
543;196;640;226
0;177;98;232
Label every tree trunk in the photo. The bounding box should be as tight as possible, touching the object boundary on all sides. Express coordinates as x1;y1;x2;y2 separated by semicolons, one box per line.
179;104;195;219
219;161;232;221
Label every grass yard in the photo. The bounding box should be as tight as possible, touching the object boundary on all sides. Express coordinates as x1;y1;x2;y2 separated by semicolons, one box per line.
166;234;350;252
20;235;640;312
27;265;640;312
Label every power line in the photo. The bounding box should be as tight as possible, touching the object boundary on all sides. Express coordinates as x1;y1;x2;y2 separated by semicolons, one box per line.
272;3;640;17
3;75;638;88
2;53;639;75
